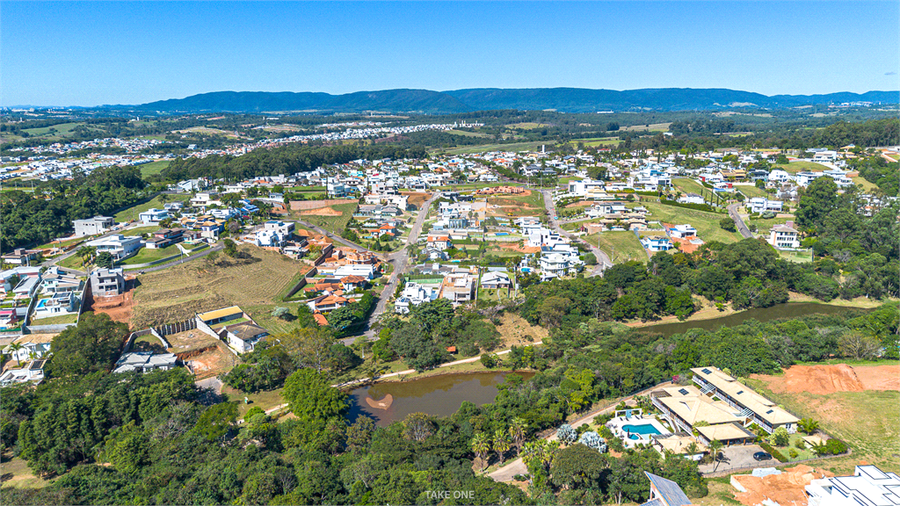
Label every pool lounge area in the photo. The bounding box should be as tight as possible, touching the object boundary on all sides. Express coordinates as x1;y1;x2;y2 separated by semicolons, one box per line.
607;409;672;448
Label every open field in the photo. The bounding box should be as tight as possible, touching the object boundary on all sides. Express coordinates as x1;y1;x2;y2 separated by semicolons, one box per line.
30;312;79;325
773;161;831;174
639;202;742;244
21;121;83;138
441;140;547;155
114;194;189;223
448;129;492;138
621;122;672;132
57;254;87;270
118;243;204;266
0;453;53;489
139;160;171;177
568;137;620;147
122;225;162;237
747;364;900;473
734;184;769;199
131;245;307;329
296;202;357;234
672;177;708;195
586;231;647;263
778;249;814;263
36;235;85;251
851;177;878;191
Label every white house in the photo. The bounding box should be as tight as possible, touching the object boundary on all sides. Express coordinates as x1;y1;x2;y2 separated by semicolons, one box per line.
73;216;114;237
334;264;376;280
394;282;440;314
667;224;697;239
768;169;792;184
748;197;784;214
139;208;170;225
85;234;143;260
677;193;705;205
0;360;46;386
113;352;178;374
768;223;800;249
641;236;673;252
806;466;900;506
256;220;294;247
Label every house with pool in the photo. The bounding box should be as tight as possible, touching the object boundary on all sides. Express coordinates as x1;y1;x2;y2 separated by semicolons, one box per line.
690;366;799;434
606;408;674;449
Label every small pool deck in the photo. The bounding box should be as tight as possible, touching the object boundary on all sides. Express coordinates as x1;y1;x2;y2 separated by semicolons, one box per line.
607;413;672;448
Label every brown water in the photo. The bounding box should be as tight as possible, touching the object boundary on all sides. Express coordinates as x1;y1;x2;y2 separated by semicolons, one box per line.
637;302;869;338
348;371;533;426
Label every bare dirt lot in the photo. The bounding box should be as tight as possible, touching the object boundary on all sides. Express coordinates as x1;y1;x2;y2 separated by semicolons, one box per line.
752;364;900;395
400;191;431;209
299;206;343;216
165;329;239;380
494;312;548;348
290;199;356;211
732;465;835;506
86;277;137;326
494;242;541;254
564;200;597;208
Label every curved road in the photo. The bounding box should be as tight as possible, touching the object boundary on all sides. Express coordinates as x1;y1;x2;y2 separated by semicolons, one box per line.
727;203;754;239
540;189;611;275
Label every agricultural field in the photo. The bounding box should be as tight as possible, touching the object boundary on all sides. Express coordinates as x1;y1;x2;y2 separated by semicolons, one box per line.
296;202;358;234
638;201;743;244
568;137;620;147
772;161;831;174
131;245;308;330
747;363;900;474
114;194;189;223
620;122;672;132
139;160;171;177
586;231;647;263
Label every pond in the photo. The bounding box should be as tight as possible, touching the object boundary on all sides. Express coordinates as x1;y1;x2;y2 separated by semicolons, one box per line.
348;371;532;426
637;302;870;338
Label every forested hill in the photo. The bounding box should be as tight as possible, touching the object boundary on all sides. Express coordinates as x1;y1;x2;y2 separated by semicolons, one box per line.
131;88;899;114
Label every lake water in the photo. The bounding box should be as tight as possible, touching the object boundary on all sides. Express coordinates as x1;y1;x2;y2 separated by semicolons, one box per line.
637;302;869;338
348;371;532;426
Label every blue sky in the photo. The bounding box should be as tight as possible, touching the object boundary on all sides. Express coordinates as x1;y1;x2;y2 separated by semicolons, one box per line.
2;1;898;106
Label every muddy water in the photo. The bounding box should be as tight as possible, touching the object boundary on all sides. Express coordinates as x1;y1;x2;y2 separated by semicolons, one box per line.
348;371;533;426
637;302;869;338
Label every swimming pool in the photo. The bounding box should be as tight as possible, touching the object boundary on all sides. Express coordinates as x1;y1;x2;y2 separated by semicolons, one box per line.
621;423;662;436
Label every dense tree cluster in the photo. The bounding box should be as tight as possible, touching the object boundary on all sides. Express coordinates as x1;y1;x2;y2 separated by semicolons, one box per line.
0;166;148;250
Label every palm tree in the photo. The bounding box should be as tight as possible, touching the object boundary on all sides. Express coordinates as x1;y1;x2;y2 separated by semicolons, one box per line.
7;342;24;363
708;439;724;471
509;417;527;456
471;432;491;471
799;418;820;435
493;429;510;464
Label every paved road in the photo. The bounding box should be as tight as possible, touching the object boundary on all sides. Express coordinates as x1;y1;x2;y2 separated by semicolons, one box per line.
339;192;441;345
291;218;372;254
727;203;754;239
540;189;611;275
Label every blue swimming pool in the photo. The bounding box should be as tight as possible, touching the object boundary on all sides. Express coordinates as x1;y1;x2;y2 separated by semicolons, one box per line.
621;423;662;436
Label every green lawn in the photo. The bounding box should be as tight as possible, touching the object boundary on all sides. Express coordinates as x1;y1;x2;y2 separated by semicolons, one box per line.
114;194;188;223
122;225;162;237
36;236;85;250
735;184;769;199
672;177;707;195
568;137;620;147
57;254;87;270
773;161;831;174
586;231;647;263
21;122;83;137
778;249;814;263
639;202;742;244
851;177;878;191
298;202;358;235
118;244;182;266
30;312;79;325
139;160;171;177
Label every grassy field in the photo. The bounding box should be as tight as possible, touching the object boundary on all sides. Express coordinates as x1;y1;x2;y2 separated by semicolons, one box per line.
122;225;162;237
568;137;620;147
31;311;79;325
36;236;85;250
851;177;878;191
114;194;189;223
297;202;357;234
139;160;171;177
639;202;742;244
778;249;814;263
21;121;83;138
734;184;769;199
0;452;53;489
118;244;204;266
621;122;672;132
447;129;492;138
441;140;547;155
745;374;900;474
586;231;647;263
57;254;87;270
773;161;831;174
672;177;708;195
131;245;308;329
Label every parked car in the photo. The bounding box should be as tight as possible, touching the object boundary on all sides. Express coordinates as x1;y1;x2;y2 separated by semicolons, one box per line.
753;451;773;461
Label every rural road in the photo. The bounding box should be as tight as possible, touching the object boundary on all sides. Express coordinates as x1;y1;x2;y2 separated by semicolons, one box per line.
727;203;753;239
540;189;611;275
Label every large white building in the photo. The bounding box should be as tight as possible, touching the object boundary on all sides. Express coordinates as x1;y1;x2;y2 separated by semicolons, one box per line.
85;234;142;260
807;466;900;506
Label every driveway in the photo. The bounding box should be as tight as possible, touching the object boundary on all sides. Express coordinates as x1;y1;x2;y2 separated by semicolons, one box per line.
698;444;767;474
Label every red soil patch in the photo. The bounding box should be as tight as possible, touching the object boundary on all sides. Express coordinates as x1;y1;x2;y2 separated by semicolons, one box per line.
495;242;541;254
87;277;136;327
400;191;431;209
732;465;834;506
300;206;343;216
290;199;356;211
751;364;900;395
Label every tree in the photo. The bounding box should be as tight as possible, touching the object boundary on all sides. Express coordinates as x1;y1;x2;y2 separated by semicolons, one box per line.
798;418;820;435
402;412;434;441
796;177;839;229
708;439;724;471
48;312;128;376
193;402;238;442
471;432;491;471
556;424;577;445
223;239;238;258
839;331;881;360
95;251;115;269
509;417;527;456
493;429;510;464
770;427;790;447
550;443;607;491
719;218;737;232
278;327;335;372
282;369;348;423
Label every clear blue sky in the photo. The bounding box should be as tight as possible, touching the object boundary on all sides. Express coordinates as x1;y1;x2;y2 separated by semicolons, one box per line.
3;1;898;106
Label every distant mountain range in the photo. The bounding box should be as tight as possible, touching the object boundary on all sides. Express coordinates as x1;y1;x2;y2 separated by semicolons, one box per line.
129;88;899;114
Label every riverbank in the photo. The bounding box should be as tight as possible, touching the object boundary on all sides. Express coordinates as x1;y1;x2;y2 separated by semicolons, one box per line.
624;293;888;330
